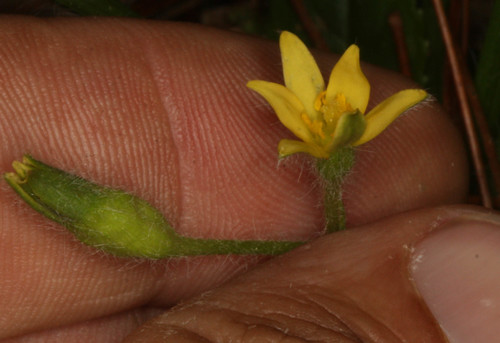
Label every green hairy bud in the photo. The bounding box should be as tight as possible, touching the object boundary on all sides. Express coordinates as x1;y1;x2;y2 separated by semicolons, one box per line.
4;155;302;258
5;155;179;258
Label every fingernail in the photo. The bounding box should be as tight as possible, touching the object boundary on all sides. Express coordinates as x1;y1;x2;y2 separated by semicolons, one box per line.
411;221;500;342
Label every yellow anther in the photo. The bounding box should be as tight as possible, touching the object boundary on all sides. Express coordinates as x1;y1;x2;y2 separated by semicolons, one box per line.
336;93;346;106
313;121;326;139
314;91;326;111
335;93;354;112
301;112;326;139
320;92;355;125
301;112;312;126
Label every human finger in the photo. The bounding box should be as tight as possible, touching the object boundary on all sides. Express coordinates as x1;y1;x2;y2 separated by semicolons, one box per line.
125;205;500;342
0;16;467;339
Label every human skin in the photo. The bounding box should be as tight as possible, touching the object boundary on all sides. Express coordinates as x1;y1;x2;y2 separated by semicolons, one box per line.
0;16;497;342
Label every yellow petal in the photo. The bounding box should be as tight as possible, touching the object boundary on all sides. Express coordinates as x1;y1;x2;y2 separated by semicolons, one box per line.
353;89;428;146
247;80;313;143
280;31;325;120
278;139;328;159
325;45;370;113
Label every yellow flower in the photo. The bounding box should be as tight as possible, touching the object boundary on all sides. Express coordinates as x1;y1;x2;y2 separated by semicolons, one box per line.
247;31;428;159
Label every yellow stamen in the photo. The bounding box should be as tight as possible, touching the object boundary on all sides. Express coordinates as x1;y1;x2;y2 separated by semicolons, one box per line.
301;112;326;139
314;92;356;136
314;91;326;111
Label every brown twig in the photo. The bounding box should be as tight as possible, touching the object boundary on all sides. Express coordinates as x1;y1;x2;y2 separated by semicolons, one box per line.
462;62;500;203
442;0;463;121
447;0;500;205
388;11;412;78
289;0;329;51
432;0;493;208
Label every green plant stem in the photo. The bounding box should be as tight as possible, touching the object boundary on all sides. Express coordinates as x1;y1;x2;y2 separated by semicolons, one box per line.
316;147;355;233
168;236;303;257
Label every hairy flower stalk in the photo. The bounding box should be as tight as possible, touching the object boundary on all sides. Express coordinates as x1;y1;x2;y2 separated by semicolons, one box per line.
316;147;355;232
248;31;427;232
4;155;302;258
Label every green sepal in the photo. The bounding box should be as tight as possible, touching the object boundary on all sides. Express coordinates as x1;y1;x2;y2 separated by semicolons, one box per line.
327;109;366;153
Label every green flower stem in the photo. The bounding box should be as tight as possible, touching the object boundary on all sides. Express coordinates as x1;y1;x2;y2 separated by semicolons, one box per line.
316;147;355;233
4;155;303;259
170;236;303;256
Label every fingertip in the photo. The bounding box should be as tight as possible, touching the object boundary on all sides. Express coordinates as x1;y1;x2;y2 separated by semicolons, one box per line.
412;218;500;342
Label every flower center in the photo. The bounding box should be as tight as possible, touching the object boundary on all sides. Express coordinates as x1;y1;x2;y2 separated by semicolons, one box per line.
299;91;356;143
314;91;354;125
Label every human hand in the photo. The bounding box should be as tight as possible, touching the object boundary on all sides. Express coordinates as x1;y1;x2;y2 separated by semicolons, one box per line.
0;16;493;342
